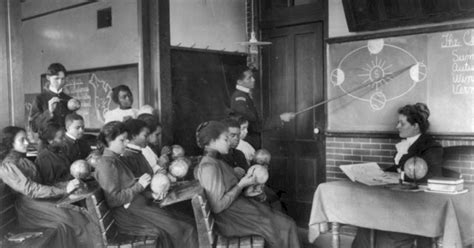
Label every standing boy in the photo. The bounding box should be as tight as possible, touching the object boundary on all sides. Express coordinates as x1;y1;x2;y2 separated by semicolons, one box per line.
230;68;295;148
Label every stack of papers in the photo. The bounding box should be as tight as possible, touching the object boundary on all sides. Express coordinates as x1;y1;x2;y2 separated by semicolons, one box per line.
340;162;400;186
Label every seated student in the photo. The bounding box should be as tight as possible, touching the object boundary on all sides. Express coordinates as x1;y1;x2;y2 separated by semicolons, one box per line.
63;113;91;163
0;126;101;247
220;118;249;175
195;121;301;248
121;119;155;176
35;122;71;186
93;121;198;248
137;113;168;173
352;103;443;248
104;85;139;123
232;115;256;164
29;63;72;134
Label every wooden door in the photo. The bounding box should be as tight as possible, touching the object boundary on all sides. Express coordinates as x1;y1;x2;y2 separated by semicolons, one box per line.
260;22;325;226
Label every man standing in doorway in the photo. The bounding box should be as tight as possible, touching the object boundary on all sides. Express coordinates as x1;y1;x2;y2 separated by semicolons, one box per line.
230;68;295;149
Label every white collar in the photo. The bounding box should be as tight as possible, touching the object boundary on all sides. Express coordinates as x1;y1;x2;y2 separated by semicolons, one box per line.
48;86;63;94
65;132;77;141
127;143;143;151
236;85;251;93
406;134;421;147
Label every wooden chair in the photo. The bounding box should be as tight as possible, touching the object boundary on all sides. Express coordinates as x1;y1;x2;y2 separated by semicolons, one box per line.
0;181;55;248
191;188;265;248
84;188;159;248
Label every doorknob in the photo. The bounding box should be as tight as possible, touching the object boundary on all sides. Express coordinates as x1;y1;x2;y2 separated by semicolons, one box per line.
313;127;320;134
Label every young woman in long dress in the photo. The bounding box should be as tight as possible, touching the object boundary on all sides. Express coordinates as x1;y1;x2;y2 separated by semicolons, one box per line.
0;126;101;248
195;121;301;248
93;121;198;248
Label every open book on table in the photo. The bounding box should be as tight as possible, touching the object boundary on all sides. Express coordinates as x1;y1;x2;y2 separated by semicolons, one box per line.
340;162;400;186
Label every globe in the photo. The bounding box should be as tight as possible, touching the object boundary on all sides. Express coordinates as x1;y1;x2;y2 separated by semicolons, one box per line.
70;160;91;180
150;173;171;200
67;98;81;111
404;156;428;180
248;164;269;184
254;149;271;165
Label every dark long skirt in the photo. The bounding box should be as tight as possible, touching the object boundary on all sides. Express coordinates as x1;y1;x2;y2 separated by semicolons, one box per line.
215;196;301;248
112;196;198;248
16;195;102;248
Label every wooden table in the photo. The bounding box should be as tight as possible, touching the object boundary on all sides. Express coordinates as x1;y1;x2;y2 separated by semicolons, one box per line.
157;180;202;207
308;181;474;248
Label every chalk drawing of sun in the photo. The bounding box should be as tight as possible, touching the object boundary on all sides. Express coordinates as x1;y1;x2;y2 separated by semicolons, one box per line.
358;56;393;90
329;39;426;111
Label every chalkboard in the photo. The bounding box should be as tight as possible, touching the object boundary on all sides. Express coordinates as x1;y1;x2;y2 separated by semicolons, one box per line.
171;49;247;155
41;64;139;130
327;28;474;135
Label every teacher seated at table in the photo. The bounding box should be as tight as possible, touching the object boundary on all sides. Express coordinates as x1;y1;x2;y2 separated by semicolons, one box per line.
352;102;443;248
387;102;443;182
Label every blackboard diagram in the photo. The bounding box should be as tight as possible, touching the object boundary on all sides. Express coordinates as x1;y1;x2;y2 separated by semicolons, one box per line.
330;39;427;110
63;73;112;127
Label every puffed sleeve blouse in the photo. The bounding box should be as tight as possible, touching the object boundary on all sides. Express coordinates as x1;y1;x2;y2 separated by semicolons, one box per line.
0;150;66;198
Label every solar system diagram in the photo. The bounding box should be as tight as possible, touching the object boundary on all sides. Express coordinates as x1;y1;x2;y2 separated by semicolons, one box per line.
330;39;427;111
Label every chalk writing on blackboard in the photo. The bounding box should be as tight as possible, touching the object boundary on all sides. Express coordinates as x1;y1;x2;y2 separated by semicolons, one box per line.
329;39;426;111
327;28;473;134
63;73;113;127
441;30;474;95
40;64;140;130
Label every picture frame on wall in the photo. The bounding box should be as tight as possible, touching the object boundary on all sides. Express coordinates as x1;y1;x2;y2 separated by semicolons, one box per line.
40;63;139;131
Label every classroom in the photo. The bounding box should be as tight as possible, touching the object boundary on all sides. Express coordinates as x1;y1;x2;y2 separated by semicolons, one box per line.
0;0;473;247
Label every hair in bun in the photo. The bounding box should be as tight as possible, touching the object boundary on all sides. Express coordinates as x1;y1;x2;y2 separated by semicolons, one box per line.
195;121;227;149
414;102;430;120
398;103;431;134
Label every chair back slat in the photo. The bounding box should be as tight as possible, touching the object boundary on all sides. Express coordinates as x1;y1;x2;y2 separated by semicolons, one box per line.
251;236;265;248
239;237;251;247
191;186;266;248
0;181;17;237
85;188;119;246
192;189;216;248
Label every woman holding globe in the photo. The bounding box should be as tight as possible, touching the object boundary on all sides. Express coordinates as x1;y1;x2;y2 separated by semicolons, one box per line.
352;103;443;248
93;121;197;248
194;121;301;248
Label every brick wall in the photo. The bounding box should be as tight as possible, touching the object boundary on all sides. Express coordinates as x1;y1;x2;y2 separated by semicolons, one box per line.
326;136;474;184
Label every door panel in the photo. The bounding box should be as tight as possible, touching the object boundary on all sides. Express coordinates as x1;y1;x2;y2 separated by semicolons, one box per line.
261;22;325;226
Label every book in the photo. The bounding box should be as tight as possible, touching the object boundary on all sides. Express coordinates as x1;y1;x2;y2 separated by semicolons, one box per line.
340;162;400;186
428;177;464;192
428;177;464;184
424;188;468;195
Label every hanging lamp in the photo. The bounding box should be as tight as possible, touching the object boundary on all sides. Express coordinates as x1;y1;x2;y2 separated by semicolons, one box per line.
238;0;271;54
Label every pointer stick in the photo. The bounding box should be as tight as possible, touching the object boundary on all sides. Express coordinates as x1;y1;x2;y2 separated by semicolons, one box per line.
294;64;414;116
